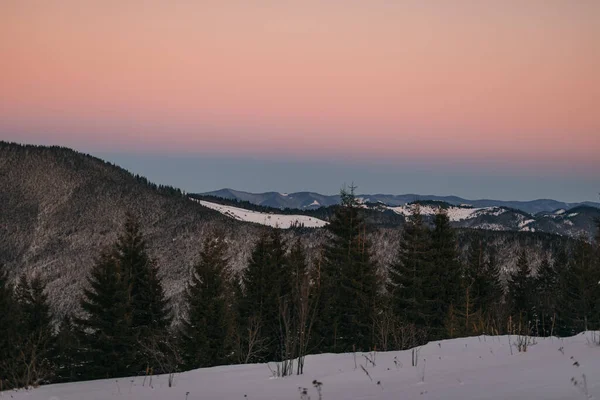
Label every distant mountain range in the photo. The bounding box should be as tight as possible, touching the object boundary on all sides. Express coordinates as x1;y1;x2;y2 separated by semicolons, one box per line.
202;188;600;215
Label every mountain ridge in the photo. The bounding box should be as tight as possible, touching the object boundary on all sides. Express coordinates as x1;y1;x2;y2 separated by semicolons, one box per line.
201;188;600;215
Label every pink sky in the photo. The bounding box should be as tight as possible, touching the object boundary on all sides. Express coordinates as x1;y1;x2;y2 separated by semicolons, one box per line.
1;1;599;169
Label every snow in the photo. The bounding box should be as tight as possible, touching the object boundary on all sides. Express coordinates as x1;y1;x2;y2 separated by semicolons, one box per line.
306;200;320;207
193;199;328;229
519;219;535;229
568;213;579;218
279;193;289;197
387;204;506;222
555;209;566;215
7;333;600;400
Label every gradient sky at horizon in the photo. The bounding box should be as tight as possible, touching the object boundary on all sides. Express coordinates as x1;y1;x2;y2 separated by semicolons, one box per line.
1;1;599;201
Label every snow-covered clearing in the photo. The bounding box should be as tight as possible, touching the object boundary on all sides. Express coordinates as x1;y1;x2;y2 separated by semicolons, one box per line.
387;204;506;222
193;199;328;229
6;333;600;400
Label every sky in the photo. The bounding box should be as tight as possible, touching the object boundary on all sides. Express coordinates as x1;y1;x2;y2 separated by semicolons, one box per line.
1;1;599;201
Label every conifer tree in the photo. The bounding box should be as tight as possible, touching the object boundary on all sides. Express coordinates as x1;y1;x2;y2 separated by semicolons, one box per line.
0;264;19;388
388;204;432;332
534;256;559;336
507;250;534;327
478;250;505;332
116;215;171;342
1;274;56;387
429;211;462;339
180;234;231;369
238;229;289;362
556;238;599;334
78;251;135;379
318;186;379;352
51;316;82;383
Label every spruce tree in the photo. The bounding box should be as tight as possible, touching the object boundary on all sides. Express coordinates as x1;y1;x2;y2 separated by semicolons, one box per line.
10;274;56;387
388;204;432;332
318;186;379;352
238;229;289;362
534;256;559;336
51;316;82;383
507;250;534;328
556;238;599;334
180;234;230;369
78;251;135;379
115;215;171;342
0;264;19;388
478;250;505;332
429;211;462;339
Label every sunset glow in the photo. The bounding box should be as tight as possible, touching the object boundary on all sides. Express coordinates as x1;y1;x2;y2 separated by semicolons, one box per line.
1;1;599;179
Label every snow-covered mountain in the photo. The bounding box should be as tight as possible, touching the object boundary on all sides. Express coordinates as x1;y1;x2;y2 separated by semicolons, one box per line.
201;188;600;215
8;332;600;399
192;199;327;228
197;195;600;239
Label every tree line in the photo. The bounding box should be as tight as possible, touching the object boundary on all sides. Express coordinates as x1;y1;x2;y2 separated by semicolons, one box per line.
1;187;599;389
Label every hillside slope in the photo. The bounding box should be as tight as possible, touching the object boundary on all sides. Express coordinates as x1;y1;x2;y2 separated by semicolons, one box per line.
0;142;581;317
0;142;274;315
203;188;600;215
6;333;599;399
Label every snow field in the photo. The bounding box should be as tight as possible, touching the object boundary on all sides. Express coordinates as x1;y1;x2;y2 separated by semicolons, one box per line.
6;333;600;400
192;199;328;229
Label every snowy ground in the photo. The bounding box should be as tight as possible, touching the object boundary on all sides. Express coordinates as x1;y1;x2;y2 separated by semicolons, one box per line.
5;333;600;400
192;199;328;229
386;203;506;222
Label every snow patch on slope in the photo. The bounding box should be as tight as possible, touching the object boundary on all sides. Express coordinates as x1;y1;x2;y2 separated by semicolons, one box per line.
10;332;600;400
387;204;506;222
193;199;327;229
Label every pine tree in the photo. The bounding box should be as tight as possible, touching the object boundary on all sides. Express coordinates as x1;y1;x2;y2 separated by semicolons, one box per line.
534;256;559;336
556;238;599;334
429;211;462;339
10;274;55;387
507;250;534;329
50;316;82;383
115;215;171;342
238;229;289;362
79;215;172;377
15;274;53;335
78;251;135;379
478;250;505;333
388;204;432;332
180;234;231;369
0;264;19;389
318;186;379;352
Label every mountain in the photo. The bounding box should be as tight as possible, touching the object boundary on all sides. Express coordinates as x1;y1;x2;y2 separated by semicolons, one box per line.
0;142;584;317
197;195;600;239
201;188;600;215
0;142;280;316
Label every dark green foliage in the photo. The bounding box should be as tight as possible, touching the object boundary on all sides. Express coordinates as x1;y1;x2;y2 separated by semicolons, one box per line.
78;251;135;379
556;239;599;335
238;229;290;362
507;250;534;324
318;187;379;352
180;234;231;369
0;264;19;389
4;274;56;388
116;215;171;338
533;256;559;335
50;316;82;383
388;204;432;330
428;211;463;339
15;274;53;336
78;215;172;379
